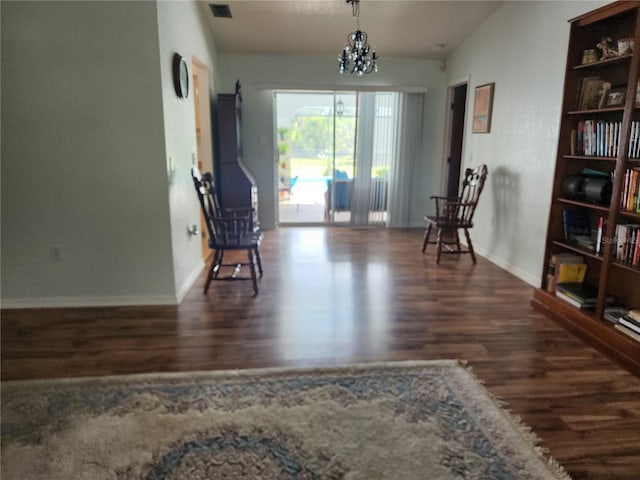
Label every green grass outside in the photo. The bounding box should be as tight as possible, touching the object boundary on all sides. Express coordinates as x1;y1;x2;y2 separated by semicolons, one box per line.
288;155;355;179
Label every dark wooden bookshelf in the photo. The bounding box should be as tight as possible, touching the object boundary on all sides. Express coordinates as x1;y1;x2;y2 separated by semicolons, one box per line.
532;1;640;376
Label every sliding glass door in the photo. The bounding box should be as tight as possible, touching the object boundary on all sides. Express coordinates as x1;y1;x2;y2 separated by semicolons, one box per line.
275;91;399;226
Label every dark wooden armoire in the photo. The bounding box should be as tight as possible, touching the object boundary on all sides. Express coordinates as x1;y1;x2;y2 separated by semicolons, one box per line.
213;80;259;231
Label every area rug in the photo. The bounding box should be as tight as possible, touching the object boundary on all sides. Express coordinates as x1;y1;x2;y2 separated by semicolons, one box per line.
1;360;570;480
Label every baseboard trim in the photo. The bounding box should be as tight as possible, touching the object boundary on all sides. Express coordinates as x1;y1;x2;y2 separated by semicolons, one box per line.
474;246;539;287
176;260;205;304
1;294;178;309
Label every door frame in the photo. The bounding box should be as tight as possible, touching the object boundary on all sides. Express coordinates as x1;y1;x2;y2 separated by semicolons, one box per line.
274;90;357;226
192;56;214;260
440;75;470;197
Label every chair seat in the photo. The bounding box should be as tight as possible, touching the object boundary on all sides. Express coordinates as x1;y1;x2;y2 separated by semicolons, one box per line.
209;232;263;250
425;216;473;229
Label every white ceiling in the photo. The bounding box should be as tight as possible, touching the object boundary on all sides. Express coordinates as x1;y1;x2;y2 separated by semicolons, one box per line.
199;0;503;60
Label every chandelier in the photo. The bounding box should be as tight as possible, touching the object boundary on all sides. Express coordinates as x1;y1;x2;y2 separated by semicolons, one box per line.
338;0;378;75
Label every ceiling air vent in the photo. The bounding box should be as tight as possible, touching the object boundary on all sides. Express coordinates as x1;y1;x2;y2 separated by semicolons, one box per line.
209;4;232;18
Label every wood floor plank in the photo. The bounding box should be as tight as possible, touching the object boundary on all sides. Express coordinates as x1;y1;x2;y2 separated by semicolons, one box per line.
1;227;639;479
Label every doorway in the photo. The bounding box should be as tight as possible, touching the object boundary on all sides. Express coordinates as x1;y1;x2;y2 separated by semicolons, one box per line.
192;57;214;260
445;82;467;197
276;92;356;224
275;91;398;226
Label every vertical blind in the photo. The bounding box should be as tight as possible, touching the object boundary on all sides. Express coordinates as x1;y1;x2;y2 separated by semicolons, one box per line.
352;92;400;226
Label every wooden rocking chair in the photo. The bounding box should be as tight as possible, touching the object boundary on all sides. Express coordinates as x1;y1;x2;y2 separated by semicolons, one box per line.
191;168;263;294
421;164;488;264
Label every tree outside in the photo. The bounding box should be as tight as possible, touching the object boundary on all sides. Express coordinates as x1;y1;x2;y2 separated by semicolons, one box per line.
287;112;356;178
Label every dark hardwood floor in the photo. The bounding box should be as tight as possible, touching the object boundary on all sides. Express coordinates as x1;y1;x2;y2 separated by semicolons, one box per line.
2;227;639;479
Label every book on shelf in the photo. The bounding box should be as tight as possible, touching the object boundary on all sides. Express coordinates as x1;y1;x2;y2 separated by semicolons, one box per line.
546;253;584;293
555;282;615;305
620;167;640;213
562;208;592;245
614;223;640;266
595;216;605;255
572;120;640;159
555;263;587;283
556;290;595;309
614;323;640;342
628;309;640;322
555;282;595;300
576;122;584;155
619;316;640;336
621;311;640;327
630;121;639;159
604;307;629;324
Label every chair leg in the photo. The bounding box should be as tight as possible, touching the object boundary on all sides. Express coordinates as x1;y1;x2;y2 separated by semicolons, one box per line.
254;247;263;277
248;249;259;295
214;250;224;279
453;228;462;253
421;224;432;253
435;227;444;264
204;251;220;294
464;228;477;264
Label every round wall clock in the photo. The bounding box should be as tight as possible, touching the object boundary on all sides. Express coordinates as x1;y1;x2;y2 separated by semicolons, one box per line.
172;53;189;99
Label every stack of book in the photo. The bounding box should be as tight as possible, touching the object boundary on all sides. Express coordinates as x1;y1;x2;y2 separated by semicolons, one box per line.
604;306;629;324
615;309;640;342
546;252;585;293
555;282;614;309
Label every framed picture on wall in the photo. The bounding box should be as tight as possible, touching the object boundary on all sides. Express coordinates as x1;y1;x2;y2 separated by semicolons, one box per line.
472;83;495;133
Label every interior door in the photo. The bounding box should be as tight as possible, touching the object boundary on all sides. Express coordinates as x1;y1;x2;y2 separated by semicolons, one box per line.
446;83;467;197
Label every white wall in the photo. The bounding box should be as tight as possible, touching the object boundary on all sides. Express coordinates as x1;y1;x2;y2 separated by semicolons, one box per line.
1;1;175;307
217;55;447;229
445;0;607;286
156;0;220;302
1;0;220;307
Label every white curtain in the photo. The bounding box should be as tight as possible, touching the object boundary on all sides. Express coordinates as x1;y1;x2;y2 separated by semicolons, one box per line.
387;93;424;227
352;93;376;225
351;92;402;226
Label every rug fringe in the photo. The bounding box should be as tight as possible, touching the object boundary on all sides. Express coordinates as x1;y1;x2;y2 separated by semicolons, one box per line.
458;360;573;480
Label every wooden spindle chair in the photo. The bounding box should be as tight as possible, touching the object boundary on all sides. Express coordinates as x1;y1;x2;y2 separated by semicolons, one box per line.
421;164;488;264
191;167;263;294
